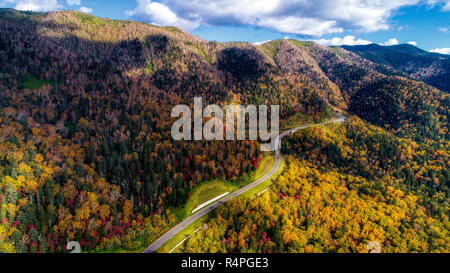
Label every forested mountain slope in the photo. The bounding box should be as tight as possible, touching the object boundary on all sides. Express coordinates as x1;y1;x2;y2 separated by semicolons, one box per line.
0;9;448;253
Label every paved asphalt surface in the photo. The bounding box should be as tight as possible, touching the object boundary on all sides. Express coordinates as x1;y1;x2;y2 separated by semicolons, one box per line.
143;114;346;253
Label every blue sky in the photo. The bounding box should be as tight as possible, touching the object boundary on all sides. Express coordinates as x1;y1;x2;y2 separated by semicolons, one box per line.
1;0;449;54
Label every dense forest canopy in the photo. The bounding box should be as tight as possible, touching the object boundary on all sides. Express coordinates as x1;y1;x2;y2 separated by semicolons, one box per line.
0;9;448;253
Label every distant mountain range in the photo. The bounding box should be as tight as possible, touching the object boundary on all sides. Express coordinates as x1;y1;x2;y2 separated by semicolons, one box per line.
341;43;450;93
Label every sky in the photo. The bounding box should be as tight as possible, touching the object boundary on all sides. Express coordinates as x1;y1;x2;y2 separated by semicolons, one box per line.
0;0;449;54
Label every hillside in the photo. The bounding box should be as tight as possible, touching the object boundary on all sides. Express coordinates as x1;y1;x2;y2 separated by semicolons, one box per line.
342;43;450;93
0;9;448;253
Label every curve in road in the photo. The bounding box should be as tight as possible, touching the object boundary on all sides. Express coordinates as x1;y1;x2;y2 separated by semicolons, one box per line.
143;114;346;253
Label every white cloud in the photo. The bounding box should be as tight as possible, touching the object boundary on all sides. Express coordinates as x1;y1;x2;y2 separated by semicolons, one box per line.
430;48;450;54
2;0;62;11
407;41;417;46
443;1;450;11
436;0;450;11
258;16;343;36
66;0;79;5
382;38;399;46
425;0;450;10
126;0;200;30
126;0;423;36
315;35;372;46
79;6;92;13
438;27;449;33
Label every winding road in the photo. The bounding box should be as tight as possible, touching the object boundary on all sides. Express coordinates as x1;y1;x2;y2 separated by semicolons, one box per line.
143;114;346;253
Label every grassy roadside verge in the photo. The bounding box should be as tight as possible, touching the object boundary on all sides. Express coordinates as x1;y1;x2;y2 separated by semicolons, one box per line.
171;180;236;221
